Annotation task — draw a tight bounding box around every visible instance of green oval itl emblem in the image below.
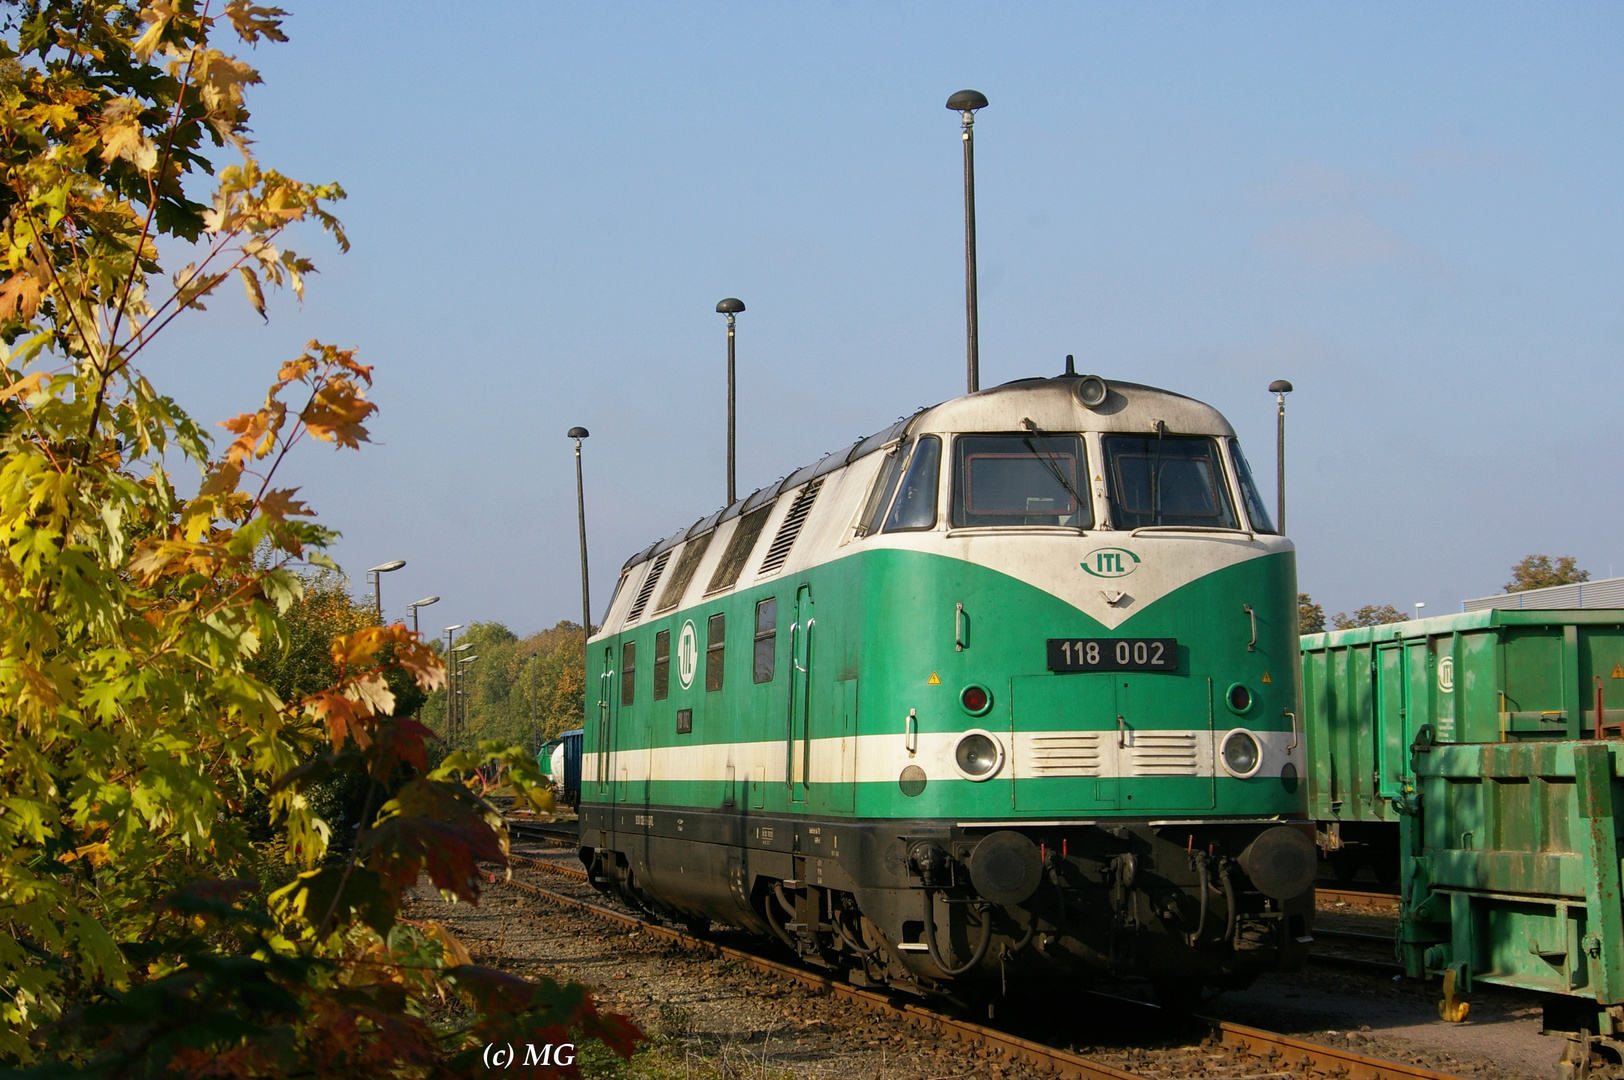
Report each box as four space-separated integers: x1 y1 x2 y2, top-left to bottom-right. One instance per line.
1082 547 1140 578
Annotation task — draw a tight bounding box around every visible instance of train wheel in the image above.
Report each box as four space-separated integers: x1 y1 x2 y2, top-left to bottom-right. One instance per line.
1330 849 1361 884
1153 978 1206 1013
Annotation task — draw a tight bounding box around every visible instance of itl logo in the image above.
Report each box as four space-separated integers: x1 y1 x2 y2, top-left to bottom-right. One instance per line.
1082 548 1140 578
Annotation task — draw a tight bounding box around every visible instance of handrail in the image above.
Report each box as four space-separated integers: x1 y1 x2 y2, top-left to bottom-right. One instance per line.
1130 525 1255 540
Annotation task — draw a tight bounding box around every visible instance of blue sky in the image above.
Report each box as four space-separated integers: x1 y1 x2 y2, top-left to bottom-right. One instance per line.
148 3 1624 632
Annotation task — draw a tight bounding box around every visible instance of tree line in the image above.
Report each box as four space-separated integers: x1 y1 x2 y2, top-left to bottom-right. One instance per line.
427 620 587 755
1299 553 1591 633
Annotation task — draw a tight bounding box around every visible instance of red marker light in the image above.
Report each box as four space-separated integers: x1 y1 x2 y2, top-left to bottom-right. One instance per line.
961 685 989 713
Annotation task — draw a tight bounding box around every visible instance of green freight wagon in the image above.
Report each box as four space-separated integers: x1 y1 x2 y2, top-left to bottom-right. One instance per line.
1301 609 1624 1073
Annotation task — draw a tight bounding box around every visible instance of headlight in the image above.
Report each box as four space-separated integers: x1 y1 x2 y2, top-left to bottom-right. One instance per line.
1220 728 1263 779
954 729 1005 781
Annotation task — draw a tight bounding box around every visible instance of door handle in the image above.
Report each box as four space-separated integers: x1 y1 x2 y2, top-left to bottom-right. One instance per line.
788 621 801 673
1243 604 1257 652
955 602 966 652
1117 714 1129 749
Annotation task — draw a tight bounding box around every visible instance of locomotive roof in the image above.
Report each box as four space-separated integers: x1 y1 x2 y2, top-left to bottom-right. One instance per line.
621 373 1235 571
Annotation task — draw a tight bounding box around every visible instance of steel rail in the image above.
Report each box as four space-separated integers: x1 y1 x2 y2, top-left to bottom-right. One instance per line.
1317 886 1402 911
490 857 1469 1080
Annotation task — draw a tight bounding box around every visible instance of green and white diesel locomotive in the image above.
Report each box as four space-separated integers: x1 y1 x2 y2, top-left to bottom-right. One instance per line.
579 371 1315 998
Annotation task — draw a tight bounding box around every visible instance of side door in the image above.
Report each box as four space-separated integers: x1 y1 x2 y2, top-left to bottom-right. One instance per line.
596 644 616 803
787 584 814 805
1375 642 1408 800
810 676 857 814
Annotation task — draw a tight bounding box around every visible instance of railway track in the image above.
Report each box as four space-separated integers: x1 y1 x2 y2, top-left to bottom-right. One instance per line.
503 816 580 846
491 850 1465 1080
1317 886 1402 911
503 820 1413 979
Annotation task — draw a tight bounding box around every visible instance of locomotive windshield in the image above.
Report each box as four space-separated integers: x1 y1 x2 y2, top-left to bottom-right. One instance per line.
1102 434 1238 530
951 433 1092 528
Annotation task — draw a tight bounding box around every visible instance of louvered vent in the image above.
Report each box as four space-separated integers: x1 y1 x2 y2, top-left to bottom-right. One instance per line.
625 550 671 623
654 532 712 614
756 478 822 578
1028 734 1102 776
1129 732 1199 776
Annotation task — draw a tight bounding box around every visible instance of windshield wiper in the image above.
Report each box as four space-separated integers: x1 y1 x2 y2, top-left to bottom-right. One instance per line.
1019 418 1088 522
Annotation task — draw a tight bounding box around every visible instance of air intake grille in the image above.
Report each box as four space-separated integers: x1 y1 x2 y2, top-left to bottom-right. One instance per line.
1027 734 1102 776
625 550 671 623
654 532 712 614
1129 732 1199 776
756 478 822 578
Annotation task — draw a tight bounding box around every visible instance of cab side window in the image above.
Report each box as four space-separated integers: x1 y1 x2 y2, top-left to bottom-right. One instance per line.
753 598 777 683
882 435 942 532
653 630 671 700
620 640 636 706
705 614 725 692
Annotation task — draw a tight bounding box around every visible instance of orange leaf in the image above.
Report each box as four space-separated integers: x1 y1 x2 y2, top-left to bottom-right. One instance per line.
0 273 43 321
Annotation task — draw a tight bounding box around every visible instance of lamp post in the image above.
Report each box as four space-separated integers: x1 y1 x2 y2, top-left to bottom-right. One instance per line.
457 655 478 736
442 624 464 734
1414 602 1426 621
1269 380 1293 533
366 560 406 622
408 595 439 636
568 427 592 638
946 89 988 394
715 299 745 505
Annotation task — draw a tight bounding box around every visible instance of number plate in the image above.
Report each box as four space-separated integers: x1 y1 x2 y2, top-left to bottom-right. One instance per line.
1047 637 1179 673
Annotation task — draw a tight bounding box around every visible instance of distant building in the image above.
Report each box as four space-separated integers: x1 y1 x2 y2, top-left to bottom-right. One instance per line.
1462 576 1624 612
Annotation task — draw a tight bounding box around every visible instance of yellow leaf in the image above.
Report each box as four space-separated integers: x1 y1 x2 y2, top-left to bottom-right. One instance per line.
424 921 473 967
97 99 159 172
238 266 266 320
0 371 47 404
225 2 290 44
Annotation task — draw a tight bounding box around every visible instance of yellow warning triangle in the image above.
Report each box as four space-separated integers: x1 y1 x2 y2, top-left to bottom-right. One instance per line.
1611 664 1624 679
928 672 941 685
1261 672 1272 684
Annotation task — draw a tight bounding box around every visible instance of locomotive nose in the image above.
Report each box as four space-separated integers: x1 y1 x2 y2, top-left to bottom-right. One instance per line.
1237 826 1317 900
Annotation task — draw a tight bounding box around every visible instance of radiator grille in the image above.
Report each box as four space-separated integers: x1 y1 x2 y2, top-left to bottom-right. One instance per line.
1129 732 1199 776
757 478 822 577
625 550 671 623
1027 734 1102 776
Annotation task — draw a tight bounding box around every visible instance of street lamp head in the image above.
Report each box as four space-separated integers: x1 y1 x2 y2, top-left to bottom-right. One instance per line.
459 655 478 664
411 595 440 609
367 559 406 574
1269 380 1294 395
946 89 989 113
452 642 472 652
715 297 745 315
567 426 590 439
444 623 464 633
